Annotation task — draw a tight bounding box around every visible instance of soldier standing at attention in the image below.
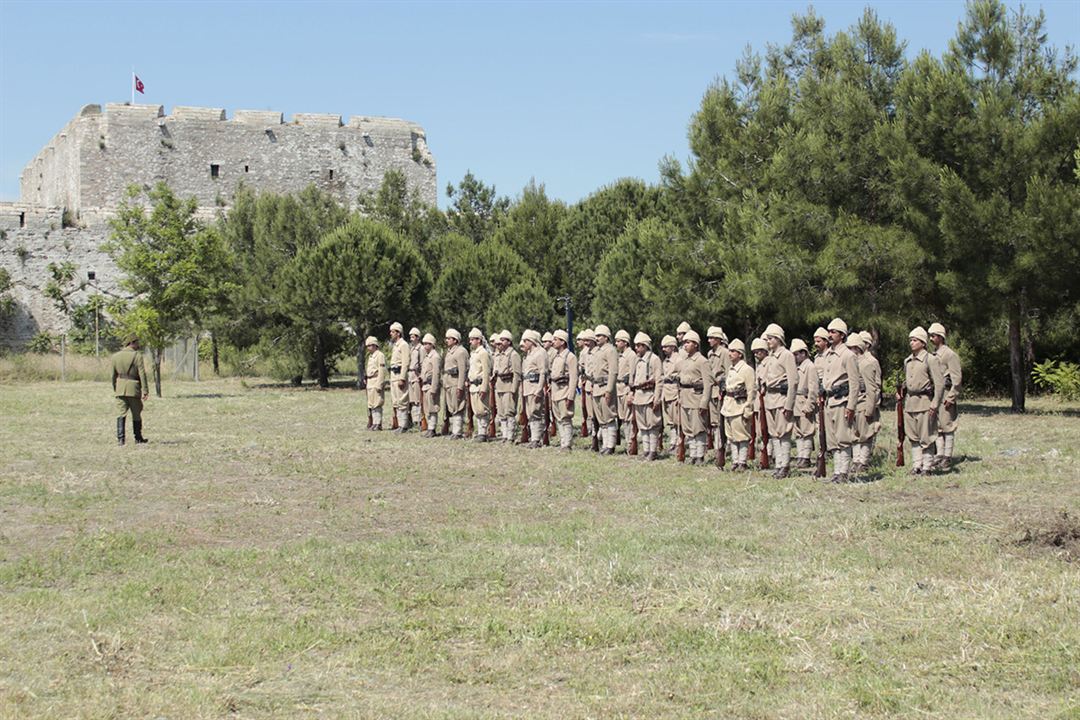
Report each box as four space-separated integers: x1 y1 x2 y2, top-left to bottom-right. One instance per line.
761 324 798 478
631 332 664 461
467 328 493 442
615 329 635 449
903 326 945 475
812 327 830 386
521 329 549 448
706 327 730 452
751 337 769 433
722 339 756 471
591 325 620 455
790 339 817 469
542 331 556 368
549 329 578 451
442 329 469 439
928 322 962 472
407 327 425 430
578 328 596 447
365 336 387 431
850 333 882 475
822 318 861 483
494 330 522 443
111 334 150 445
660 335 680 454
420 333 442 437
676 330 712 465
675 321 692 361
388 322 411 432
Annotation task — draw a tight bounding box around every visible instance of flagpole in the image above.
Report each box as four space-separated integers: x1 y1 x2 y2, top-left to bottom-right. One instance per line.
131 69 134 104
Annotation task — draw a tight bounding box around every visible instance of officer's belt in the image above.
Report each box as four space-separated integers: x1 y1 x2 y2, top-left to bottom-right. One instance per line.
827 382 849 399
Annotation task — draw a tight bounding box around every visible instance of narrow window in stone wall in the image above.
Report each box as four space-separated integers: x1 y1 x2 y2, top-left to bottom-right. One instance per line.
328 169 334 181
210 164 220 179
19 212 25 228
244 165 249 173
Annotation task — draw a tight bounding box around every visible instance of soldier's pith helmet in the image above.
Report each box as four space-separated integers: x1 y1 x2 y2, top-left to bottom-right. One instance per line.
541 331 553 343
827 318 848 335
909 326 929 345
489 333 499 344
409 327 421 337
676 321 692 334
390 322 404 333
928 322 946 339
751 337 768 353
594 325 612 338
728 339 746 355
445 328 461 341
661 335 677 348
813 327 829 341
859 331 873 347
846 334 865 350
683 330 701 345
633 332 652 347
580 328 595 342
553 329 569 343
500 330 513 342
707 326 727 342
468 327 483 340
764 323 785 342
615 329 631 343
422 333 436 345
790 338 808 354
364 336 379 347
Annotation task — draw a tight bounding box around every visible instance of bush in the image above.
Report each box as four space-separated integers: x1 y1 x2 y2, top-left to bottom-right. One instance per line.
27 332 56 354
1031 360 1080 401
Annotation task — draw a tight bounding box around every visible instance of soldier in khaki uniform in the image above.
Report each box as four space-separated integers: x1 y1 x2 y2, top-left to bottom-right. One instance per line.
928 322 962 472
494 330 522 443
578 329 596 447
467 328 492 442
364 336 387 431
676 321 691 361
822 318 861 482
407 327 426 429
850 333 881 475
111 334 150 445
812 327 830 386
542 331 556 368
388 322 411 432
659 335 680 454
615 329 635 448
631 332 664 460
442 329 469 439
676 330 712 465
903 326 945 475
706 327 730 451
550 329 578 451
722 339 756 471
420 333 441 437
591 325 620 455
521 329 549 448
790 339 817 469
761 324 798 478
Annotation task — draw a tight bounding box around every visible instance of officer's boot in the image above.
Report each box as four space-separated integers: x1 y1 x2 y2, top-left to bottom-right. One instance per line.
133 419 148 444
117 417 126 446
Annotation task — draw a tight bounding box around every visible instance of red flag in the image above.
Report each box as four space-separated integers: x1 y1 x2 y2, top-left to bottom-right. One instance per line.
134 75 145 94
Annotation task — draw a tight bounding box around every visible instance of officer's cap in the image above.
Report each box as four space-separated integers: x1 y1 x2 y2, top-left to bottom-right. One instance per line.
909 326 929 345
728 338 746 354
594 324 611 338
827 318 848 336
615 329 631 343
633 332 652 347
751 337 768 352
790 338 808 354
541 331 553 343
390 322 404 333
123 333 139 345
928 322 946 339
676 321 692 334
500 330 513 342
422 333 436 345
445 328 461 341
661 335 677 348
813 327 829 341
409 327 421 337
764 323 785 342
468 327 483 340
683 330 701 345
364 336 379 347
553 329 569 343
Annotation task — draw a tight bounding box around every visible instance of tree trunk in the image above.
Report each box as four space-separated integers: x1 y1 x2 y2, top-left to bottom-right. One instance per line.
211 334 220 375
1008 302 1025 413
315 332 329 389
153 347 163 398
356 338 365 390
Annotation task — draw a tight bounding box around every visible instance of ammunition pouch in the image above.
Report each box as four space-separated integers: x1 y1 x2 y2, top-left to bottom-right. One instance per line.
828 382 849 399
906 386 933 397
469 378 482 387
390 365 402 373
766 381 789 394
679 382 704 393
525 372 541 383
446 367 459 378
553 376 570 386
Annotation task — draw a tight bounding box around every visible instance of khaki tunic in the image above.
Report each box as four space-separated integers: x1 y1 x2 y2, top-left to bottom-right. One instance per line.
469 346 492 416
408 343 426 404
522 346 549 421
389 338 410 409
442 345 469 415
676 351 712 435
112 347 149 419
580 346 594 425
617 347 635 422
760 346 798 438
707 347 729 427
936 344 962 433
661 353 680 429
494 347 522 419
421 348 442 412
794 358 817 439
904 348 944 448
722 360 756 442
590 343 619 424
550 349 578 422
822 343 860 450
856 352 882 441
631 351 663 431
365 349 387 410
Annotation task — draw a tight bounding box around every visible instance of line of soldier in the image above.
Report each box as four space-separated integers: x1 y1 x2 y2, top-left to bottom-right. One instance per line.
361 318 962 481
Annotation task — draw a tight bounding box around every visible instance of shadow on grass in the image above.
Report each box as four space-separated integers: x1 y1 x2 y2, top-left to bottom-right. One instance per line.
246 379 360 391
172 393 239 400
962 402 1080 418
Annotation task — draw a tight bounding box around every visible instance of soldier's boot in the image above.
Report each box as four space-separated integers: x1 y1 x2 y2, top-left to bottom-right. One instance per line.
117 417 126 446
371 409 383 430
133 419 148 444
909 445 923 475
411 406 422 428
922 447 937 475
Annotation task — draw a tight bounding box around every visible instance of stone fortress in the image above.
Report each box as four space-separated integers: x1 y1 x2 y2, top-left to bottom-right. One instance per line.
0 102 437 346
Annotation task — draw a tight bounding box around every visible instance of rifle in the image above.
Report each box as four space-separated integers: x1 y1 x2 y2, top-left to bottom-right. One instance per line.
896 370 906 467
758 388 771 470
442 390 450 436
748 410 756 461
391 403 399 430
591 401 600 452
542 387 551 446
547 386 556 440
814 394 827 478
581 384 590 437
488 382 496 438
716 392 727 468
466 394 474 438
676 400 686 462
419 381 428 432
519 391 530 444
367 407 373 430
628 402 639 456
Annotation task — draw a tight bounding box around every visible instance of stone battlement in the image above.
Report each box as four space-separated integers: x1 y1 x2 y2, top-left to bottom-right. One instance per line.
19 102 437 221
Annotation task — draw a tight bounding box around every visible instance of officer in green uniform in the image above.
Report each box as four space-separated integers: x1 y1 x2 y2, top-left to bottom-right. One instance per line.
111 334 149 445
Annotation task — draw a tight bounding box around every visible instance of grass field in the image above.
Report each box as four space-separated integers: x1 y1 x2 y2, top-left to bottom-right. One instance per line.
1 375 1078 719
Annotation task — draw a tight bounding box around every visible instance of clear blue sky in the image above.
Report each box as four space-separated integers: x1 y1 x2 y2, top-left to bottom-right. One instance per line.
1 0 1077 208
